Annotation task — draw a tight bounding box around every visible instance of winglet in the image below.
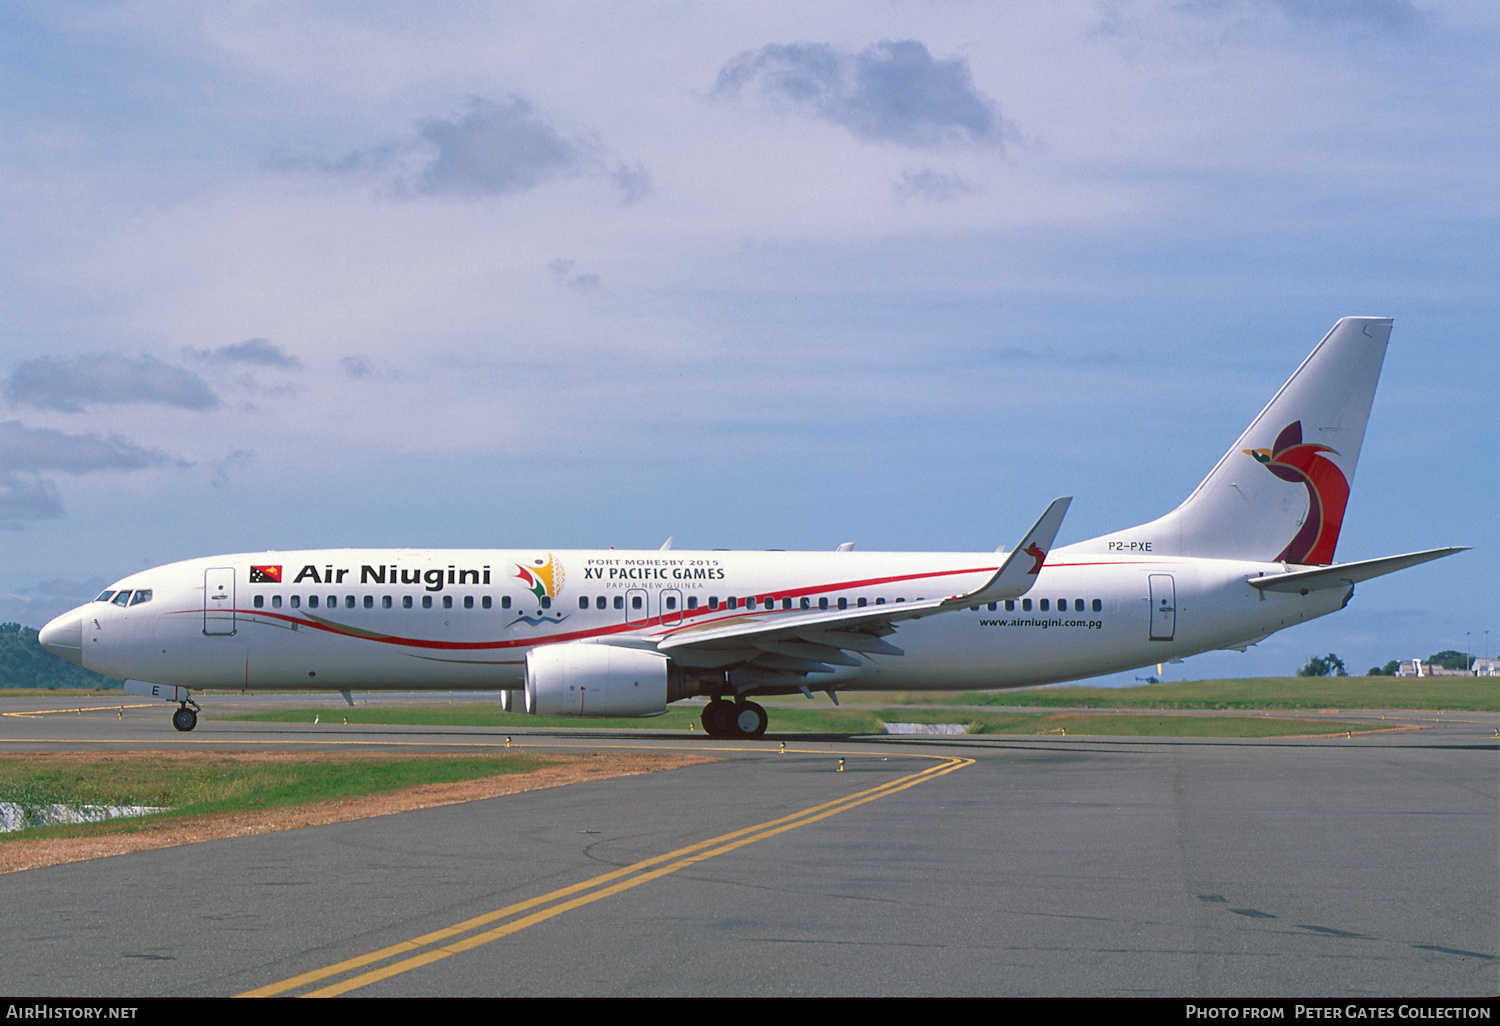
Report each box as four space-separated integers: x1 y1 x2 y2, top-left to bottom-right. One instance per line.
954 497 1072 606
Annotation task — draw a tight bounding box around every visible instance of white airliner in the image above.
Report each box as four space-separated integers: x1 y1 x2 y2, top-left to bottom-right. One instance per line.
40 317 1462 737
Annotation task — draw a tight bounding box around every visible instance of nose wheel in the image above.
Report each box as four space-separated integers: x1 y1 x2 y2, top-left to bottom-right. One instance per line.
701 699 767 739
172 703 199 732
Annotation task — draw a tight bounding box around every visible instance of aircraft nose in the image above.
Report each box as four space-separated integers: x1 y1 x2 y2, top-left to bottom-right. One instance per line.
39 610 84 666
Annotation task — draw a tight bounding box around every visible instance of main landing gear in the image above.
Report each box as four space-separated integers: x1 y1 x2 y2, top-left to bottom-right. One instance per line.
172 701 200 732
701 699 768 740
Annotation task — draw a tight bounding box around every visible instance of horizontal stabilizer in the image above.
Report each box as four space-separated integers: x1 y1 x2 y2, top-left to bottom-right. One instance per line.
1248 547 1467 593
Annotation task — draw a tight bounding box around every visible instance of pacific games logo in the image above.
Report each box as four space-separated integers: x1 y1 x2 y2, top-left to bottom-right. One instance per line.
513 554 564 603
1242 420 1350 566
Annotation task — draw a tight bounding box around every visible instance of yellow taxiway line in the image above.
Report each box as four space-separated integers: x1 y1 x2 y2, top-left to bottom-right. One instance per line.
239 752 973 997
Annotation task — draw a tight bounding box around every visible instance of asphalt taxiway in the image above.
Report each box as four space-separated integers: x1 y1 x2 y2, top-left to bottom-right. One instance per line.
0 694 1493 997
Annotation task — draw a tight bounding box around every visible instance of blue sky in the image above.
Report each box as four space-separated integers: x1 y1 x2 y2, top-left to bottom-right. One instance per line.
2 2 1495 683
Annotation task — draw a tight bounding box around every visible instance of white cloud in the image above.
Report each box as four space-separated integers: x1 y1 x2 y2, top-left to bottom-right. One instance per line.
3 355 219 412
0 420 175 526
715 40 1010 149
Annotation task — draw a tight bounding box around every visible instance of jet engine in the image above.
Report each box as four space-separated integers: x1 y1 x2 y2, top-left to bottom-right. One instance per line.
524 643 674 717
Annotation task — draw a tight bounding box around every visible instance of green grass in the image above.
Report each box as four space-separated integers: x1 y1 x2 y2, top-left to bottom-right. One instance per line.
961 712 1380 737
886 676 1497 712
222 704 892 734
220 703 1382 738
0 752 549 841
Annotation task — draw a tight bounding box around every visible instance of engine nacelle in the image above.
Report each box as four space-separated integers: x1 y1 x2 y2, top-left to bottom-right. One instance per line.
524 643 670 717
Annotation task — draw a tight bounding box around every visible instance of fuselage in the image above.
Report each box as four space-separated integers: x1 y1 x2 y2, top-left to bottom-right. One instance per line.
53 544 1348 695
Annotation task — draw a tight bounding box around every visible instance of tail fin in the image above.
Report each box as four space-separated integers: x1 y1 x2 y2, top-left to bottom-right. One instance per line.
1113 317 1392 565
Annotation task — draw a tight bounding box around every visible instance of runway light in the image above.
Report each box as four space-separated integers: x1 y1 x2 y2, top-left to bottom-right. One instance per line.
838 759 844 772
779 742 785 754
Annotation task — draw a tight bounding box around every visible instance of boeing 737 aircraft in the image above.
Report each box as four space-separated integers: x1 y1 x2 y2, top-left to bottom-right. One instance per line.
39 317 1462 737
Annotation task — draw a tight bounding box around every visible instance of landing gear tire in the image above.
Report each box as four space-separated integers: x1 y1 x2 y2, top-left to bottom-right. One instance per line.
172 706 198 732
701 699 736 738
701 699 768 739
732 701 768 739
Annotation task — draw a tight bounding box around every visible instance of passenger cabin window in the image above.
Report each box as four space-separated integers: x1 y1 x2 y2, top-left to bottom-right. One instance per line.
422 596 432 609
363 596 374 609
838 597 847 610
290 595 300 608
482 596 492 609
1005 600 1014 611
631 595 643 610
308 595 318 608
857 597 867 607
345 595 355 609
1092 599 1102 612
272 595 282 608
1040 599 1049 611
443 596 453 609
382 596 392 609
253 595 264 608
464 596 473 609
1022 599 1031 611
403 596 412 609
687 596 698 610
596 596 606 610
579 597 589 610
1075 599 1084 612
501 596 512 608
613 596 623 609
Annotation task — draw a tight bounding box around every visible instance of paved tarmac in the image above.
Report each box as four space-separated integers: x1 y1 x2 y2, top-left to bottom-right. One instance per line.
0 693 1493 997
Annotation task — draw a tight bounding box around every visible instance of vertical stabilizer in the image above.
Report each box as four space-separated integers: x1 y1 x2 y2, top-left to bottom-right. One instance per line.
1103 317 1391 565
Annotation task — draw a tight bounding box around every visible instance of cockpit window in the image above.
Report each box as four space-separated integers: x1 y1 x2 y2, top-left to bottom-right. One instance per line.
112 591 132 606
95 591 115 603
128 590 152 606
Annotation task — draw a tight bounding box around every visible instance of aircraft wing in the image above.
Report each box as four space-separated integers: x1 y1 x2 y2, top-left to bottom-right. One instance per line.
656 498 1071 676
1247 547 1467 593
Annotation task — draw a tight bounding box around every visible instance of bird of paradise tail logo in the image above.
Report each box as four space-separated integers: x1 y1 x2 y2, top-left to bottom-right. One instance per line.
514 554 564 603
1242 420 1350 565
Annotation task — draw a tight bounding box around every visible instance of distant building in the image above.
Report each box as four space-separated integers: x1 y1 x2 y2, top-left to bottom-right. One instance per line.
1396 658 1480 677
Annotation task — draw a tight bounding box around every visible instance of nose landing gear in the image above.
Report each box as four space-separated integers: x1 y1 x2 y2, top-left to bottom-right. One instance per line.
172 701 200 732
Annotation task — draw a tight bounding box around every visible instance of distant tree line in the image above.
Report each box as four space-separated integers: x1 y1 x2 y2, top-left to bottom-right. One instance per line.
1296 649 1479 677
0 623 120 689
1298 653 1348 677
